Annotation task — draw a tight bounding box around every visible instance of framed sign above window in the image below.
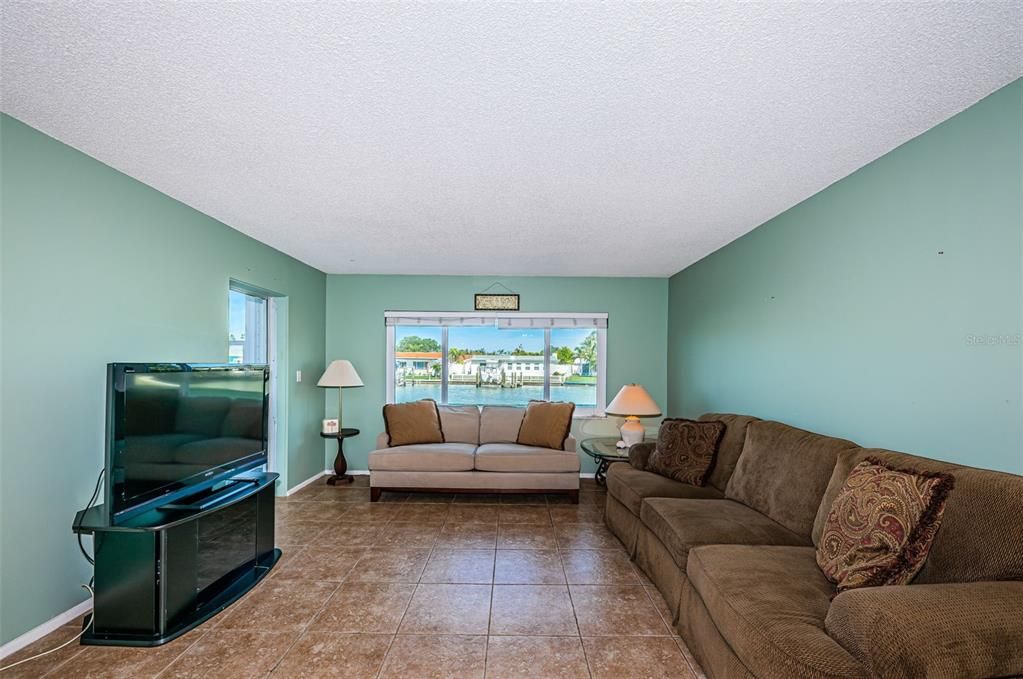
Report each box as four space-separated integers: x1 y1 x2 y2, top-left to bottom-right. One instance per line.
474 294 519 311
385 311 607 416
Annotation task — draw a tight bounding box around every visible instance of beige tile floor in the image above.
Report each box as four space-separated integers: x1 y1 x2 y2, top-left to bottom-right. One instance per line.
4 478 705 679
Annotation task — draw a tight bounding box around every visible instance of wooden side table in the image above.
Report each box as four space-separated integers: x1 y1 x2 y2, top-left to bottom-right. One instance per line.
320 428 360 485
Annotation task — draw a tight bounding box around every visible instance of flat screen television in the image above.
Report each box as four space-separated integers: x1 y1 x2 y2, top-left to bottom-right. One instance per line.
106 363 269 524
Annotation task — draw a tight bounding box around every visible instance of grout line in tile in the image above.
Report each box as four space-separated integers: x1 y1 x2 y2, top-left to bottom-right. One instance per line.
256 577 344 676
374 576 422 678
487 543 498 637
149 629 215 679
558 555 588 655
579 635 596 679
478 632 582 637
673 636 704 679
32 635 88 678
166 494 621 679
482 618 491 678
639 584 676 637
557 547 594 679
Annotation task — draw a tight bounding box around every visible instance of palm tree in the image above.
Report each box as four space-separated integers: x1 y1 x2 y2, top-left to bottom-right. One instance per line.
576 331 597 376
555 346 576 369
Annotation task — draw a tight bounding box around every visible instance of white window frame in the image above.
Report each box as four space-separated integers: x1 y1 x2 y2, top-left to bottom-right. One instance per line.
385 311 607 417
230 280 286 487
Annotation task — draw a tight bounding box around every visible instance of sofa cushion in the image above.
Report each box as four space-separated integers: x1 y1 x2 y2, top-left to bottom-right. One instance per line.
606 464 723 518
371 469 579 490
725 421 859 538
479 406 525 443
699 413 760 492
438 405 480 444
383 399 444 446
641 498 808 569
825 580 1023 679
516 400 575 450
474 443 580 473
626 441 655 469
815 447 1023 584
817 458 954 591
368 443 476 472
647 418 726 486
678 576 757 679
687 545 867 679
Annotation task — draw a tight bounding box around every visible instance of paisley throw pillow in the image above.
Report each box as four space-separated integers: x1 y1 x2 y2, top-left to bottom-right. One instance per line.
816 457 954 591
646 418 725 486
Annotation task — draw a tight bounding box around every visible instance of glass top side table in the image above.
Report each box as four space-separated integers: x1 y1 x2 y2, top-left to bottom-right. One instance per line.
580 436 632 486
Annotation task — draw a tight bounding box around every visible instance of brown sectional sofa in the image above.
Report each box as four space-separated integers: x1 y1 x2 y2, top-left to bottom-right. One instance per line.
605 413 1023 679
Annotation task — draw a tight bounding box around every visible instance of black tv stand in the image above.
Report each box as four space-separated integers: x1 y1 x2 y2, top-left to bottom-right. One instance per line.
162 478 261 511
72 471 280 647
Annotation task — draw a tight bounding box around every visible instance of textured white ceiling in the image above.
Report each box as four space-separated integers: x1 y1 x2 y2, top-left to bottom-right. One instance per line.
2 3 1020 277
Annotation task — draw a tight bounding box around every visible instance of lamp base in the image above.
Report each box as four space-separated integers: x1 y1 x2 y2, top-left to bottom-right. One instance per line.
619 416 645 447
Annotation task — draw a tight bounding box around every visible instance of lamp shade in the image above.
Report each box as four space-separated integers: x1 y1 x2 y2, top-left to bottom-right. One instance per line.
605 384 661 417
317 360 364 388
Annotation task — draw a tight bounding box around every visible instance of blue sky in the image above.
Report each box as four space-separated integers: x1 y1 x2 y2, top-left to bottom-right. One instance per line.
396 326 593 352
229 289 247 339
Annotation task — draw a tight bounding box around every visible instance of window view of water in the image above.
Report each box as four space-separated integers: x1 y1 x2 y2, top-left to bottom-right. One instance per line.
396 383 596 407
391 323 601 408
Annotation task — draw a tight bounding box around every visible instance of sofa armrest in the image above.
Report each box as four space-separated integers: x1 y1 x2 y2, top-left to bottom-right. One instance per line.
563 434 577 453
375 432 388 450
825 581 1023 679
628 442 655 469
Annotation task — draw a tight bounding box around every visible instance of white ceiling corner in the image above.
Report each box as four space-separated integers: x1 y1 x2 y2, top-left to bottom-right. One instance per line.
2 2 1020 277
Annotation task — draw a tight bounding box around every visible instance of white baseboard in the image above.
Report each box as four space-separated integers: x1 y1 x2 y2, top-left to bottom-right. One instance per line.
285 469 372 495
4 469 377 659
0 598 92 660
285 470 329 495
579 472 596 478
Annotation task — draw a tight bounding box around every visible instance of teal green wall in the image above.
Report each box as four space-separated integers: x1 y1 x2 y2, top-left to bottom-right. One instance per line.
667 80 1023 474
3 77 1019 649
325 275 668 473
0 115 327 645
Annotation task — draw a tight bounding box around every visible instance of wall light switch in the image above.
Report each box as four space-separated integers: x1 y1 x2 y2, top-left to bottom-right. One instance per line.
295 370 302 383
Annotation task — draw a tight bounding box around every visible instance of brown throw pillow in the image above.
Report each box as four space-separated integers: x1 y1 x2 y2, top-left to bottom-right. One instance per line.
516 400 575 450
646 418 725 486
817 458 954 592
383 399 444 447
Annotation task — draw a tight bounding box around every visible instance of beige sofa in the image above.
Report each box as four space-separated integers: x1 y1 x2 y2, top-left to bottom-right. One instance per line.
368 405 580 502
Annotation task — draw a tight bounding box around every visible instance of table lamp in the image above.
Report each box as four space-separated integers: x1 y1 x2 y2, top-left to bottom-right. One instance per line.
605 384 661 447
317 359 364 430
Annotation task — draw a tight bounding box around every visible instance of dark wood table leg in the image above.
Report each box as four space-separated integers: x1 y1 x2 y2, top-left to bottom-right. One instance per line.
327 437 353 485
594 459 610 487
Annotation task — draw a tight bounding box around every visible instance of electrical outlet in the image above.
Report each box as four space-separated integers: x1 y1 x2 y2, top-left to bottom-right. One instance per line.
295 370 302 383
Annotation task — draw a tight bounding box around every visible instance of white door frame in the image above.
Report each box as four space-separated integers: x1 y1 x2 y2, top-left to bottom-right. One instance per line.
267 297 290 492
266 296 280 476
